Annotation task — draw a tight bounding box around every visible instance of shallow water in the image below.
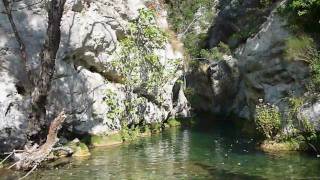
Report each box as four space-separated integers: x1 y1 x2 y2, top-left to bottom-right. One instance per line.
1 124 320 180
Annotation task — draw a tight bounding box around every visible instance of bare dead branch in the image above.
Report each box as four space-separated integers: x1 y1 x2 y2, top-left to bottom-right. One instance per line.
11 111 67 171
18 164 37 180
0 152 13 164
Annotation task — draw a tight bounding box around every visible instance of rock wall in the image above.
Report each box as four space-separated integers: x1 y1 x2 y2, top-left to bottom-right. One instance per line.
0 0 189 152
199 0 315 126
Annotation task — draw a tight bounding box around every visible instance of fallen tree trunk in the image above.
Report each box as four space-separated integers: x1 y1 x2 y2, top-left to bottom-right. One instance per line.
11 111 67 171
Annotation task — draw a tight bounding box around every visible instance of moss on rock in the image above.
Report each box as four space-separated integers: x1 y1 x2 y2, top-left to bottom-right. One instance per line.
72 142 91 157
60 139 91 157
260 140 308 152
167 118 181 127
90 134 123 147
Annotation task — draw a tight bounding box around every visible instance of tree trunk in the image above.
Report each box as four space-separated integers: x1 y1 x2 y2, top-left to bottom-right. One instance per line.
28 0 67 140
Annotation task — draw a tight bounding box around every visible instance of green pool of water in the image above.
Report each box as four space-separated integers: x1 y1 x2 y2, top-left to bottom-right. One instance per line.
1 125 320 180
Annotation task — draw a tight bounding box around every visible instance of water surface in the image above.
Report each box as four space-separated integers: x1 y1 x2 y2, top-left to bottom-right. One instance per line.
1 124 320 180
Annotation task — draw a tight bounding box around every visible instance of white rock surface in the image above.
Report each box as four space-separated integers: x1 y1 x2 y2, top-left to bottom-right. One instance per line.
0 0 187 151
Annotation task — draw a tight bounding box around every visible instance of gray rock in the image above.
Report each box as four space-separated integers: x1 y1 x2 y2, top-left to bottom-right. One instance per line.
0 0 187 151
298 99 320 131
207 55 239 114
232 9 309 120
206 0 275 48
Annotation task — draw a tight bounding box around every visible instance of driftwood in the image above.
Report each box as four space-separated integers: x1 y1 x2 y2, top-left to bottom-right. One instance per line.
0 111 68 180
13 111 67 171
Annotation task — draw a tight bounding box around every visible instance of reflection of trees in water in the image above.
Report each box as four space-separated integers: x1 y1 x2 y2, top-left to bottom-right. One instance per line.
81 129 192 179
23 130 320 179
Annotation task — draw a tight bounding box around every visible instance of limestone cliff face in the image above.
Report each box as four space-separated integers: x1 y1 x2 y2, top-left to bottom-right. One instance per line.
0 0 189 151
195 0 319 131
232 10 309 120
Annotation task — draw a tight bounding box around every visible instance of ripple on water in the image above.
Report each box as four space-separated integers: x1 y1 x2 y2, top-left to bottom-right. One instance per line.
1 128 320 179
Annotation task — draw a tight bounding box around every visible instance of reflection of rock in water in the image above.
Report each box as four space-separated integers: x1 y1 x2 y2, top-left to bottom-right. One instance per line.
190 162 266 180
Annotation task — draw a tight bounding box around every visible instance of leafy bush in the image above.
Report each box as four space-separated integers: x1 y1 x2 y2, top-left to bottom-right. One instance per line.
255 100 282 139
120 122 141 142
279 0 320 32
199 42 231 61
285 35 317 62
112 8 179 94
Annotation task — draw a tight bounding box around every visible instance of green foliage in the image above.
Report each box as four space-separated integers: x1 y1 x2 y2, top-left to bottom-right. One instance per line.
285 35 318 62
120 122 141 142
165 0 216 34
199 42 231 61
279 0 320 32
149 122 162 133
285 35 320 90
112 8 179 95
289 97 304 113
182 32 209 59
105 89 123 122
255 101 282 139
260 0 273 7
167 118 181 127
299 117 320 152
310 55 320 88
165 0 217 64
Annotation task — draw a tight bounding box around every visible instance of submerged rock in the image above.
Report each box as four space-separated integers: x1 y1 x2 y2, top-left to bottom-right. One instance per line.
66 139 91 157
88 134 123 147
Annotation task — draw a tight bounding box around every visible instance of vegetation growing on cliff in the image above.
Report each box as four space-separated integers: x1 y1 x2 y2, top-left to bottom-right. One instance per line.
285 35 320 90
280 0 320 33
255 101 281 139
165 0 217 58
255 97 320 152
111 8 180 95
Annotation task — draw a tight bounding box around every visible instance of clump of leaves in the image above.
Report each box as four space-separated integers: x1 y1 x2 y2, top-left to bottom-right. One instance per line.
105 89 123 122
112 8 180 97
279 0 320 32
285 35 318 62
255 100 281 139
120 122 141 142
199 42 231 61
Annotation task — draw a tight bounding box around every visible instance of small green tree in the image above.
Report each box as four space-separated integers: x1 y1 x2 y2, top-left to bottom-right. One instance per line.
111 8 180 96
255 100 281 139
